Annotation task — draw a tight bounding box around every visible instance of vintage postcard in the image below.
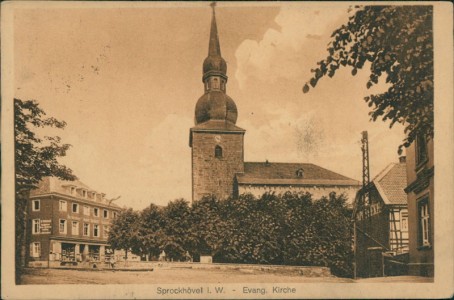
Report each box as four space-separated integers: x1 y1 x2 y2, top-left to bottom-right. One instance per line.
1 1 453 299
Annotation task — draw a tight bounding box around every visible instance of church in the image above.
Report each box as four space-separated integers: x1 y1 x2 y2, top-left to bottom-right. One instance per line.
189 6 360 204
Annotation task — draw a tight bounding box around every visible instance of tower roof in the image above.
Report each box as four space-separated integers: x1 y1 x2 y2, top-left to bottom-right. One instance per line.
195 91 237 124
194 3 239 127
203 3 227 80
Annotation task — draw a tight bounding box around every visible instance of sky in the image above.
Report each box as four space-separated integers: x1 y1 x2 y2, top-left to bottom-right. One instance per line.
13 2 405 210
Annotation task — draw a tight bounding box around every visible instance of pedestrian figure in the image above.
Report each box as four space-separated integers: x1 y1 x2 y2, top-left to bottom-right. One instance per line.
110 255 116 269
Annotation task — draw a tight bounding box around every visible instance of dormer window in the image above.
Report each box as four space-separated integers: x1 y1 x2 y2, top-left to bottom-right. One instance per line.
82 190 87 198
296 168 304 178
70 187 75 195
215 145 223 158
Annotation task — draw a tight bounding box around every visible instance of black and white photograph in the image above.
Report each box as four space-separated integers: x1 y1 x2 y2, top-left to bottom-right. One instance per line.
1 1 453 299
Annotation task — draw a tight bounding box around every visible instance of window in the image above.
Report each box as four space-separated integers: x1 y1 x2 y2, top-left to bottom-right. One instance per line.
83 223 89 236
32 219 40 234
103 210 109 219
72 221 79 235
418 198 431 247
416 133 428 166
215 145 223 158
59 219 67 234
94 208 99 217
93 224 99 237
401 210 409 231
83 205 90 216
72 203 79 213
70 187 76 195
82 190 87 198
30 242 41 258
296 168 304 178
113 212 117 219
59 200 67 211
32 200 40 211
212 77 220 89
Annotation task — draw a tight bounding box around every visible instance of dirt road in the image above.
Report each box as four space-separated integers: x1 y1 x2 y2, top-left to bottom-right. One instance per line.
21 267 353 285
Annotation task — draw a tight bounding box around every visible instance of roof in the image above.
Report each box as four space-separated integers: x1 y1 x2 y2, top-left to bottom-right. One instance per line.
373 162 408 205
191 120 244 132
189 120 245 147
236 162 360 186
194 91 238 125
30 176 120 208
203 4 227 77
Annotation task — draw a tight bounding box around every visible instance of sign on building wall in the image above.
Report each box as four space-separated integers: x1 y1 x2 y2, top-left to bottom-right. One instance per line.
40 220 52 234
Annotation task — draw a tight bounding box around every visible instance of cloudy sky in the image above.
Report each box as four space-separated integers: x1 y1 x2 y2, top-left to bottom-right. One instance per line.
13 2 405 209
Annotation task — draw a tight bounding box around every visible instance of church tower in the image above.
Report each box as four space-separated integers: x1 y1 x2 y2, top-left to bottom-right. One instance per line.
189 4 245 202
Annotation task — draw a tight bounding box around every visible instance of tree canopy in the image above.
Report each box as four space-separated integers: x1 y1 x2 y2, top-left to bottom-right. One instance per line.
109 192 353 277
303 6 433 153
14 98 77 189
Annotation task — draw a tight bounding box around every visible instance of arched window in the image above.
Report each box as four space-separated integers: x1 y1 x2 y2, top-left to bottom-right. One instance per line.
215 145 223 158
213 77 220 89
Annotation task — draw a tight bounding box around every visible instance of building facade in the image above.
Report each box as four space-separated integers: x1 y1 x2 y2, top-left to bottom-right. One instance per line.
27 177 121 267
405 134 434 277
189 7 359 204
355 158 409 277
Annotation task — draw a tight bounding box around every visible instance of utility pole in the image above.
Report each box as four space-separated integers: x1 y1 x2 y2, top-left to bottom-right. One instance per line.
353 131 371 279
361 131 371 212
361 131 371 277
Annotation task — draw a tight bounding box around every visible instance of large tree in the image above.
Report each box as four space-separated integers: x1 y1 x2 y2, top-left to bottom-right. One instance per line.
108 208 141 259
136 203 165 259
14 98 76 283
161 199 192 261
303 6 433 153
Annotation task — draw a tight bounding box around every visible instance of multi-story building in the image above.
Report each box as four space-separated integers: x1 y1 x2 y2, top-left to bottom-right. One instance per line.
27 177 121 267
405 134 434 277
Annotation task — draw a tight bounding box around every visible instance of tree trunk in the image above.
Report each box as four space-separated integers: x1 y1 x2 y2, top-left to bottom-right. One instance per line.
16 189 31 284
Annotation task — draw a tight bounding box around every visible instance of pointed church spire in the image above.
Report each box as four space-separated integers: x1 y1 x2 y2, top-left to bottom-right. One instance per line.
203 2 227 81
208 2 221 57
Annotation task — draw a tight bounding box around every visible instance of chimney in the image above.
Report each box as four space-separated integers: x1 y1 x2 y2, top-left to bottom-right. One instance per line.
399 156 406 163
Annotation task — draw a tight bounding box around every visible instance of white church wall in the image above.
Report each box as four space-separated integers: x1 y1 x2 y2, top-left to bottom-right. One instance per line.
238 185 359 207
